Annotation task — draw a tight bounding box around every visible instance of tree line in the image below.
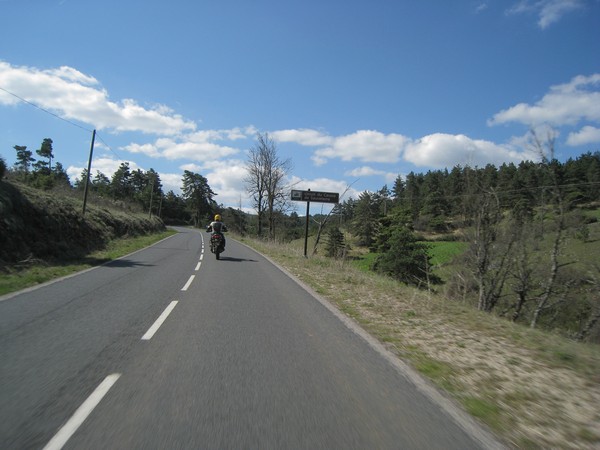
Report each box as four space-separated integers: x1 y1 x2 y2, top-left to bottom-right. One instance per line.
3 139 227 229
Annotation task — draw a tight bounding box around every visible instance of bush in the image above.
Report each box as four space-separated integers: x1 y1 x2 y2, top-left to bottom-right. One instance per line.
325 227 346 258
372 226 441 286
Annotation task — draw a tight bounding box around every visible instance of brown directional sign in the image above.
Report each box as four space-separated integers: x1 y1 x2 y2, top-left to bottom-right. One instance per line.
291 189 339 204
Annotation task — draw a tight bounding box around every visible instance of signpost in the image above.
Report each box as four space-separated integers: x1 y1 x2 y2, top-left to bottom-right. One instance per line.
291 189 339 257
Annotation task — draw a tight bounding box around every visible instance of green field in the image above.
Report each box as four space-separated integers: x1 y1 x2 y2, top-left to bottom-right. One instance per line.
351 240 468 273
426 241 468 266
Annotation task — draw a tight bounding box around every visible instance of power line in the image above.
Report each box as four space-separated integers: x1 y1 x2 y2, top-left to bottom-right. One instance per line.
1 85 126 163
95 133 124 161
0 85 93 133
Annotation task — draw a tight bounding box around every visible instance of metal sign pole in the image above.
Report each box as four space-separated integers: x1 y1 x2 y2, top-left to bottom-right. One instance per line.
303 190 311 257
291 188 339 258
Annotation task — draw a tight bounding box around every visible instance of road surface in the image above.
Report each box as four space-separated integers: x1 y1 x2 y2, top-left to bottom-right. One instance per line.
0 227 502 449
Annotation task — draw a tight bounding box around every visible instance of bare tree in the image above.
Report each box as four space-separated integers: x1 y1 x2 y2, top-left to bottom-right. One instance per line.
528 130 570 328
244 133 292 238
576 264 600 341
465 188 515 312
508 229 535 322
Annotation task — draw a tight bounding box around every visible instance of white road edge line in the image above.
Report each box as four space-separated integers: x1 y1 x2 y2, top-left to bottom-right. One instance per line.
141 301 179 340
43 373 121 450
181 275 195 291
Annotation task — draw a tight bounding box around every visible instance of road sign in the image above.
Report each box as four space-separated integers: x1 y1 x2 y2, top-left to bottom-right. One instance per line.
291 189 340 257
291 189 339 204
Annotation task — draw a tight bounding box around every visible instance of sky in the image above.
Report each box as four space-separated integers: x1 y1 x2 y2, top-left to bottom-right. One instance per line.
1 0 599 213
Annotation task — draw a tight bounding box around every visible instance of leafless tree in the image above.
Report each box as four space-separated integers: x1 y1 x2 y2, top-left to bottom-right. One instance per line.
507 230 535 322
576 264 600 341
244 133 292 238
528 129 570 328
465 188 515 312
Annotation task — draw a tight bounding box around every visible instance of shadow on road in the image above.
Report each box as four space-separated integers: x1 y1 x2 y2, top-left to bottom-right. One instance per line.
104 259 155 268
216 256 257 263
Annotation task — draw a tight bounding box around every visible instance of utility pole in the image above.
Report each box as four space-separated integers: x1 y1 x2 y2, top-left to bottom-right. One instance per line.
82 129 96 216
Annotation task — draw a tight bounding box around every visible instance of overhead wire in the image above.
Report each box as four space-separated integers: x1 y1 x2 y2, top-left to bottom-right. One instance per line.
0 86 93 133
1 85 125 162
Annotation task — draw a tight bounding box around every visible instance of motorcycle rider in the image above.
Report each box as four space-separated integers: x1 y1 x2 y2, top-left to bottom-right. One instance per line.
206 214 227 250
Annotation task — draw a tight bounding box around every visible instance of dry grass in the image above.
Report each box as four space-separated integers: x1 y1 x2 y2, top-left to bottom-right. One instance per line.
241 237 600 450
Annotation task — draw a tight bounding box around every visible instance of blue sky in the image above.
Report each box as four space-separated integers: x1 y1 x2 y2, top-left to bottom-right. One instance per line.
1 0 599 211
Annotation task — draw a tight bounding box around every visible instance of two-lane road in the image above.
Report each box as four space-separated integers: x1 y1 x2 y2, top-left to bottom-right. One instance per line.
0 228 502 449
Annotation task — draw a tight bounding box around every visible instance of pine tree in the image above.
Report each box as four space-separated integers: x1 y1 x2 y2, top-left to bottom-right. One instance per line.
325 227 346 258
14 145 35 176
182 170 217 227
34 138 54 174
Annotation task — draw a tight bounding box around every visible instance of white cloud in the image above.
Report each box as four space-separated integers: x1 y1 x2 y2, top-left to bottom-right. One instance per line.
315 130 409 165
475 2 488 13
271 129 409 165
566 126 600 146
123 142 162 158
66 157 141 184
270 127 537 174
122 129 245 161
345 166 386 177
507 0 584 28
175 159 250 208
160 173 185 193
344 166 398 184
489 73 600 127
225 126 259 140
179 163 203 173
271 129 333 147
161 138 239 161
404 133 526 168
0 61 196 135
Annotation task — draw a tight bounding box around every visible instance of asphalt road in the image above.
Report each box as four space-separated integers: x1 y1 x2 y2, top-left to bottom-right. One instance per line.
0 227 503 449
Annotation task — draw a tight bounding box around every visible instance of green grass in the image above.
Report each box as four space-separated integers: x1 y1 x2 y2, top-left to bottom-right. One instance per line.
351 252 377 271
426 241 468 266
350 240 468 274
0 229 176 296
462 397 503 431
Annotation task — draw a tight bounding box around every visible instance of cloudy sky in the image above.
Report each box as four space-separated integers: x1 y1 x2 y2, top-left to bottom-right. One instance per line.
1 0 599 211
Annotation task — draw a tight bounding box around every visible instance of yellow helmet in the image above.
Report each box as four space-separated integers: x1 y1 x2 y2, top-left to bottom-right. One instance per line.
214 214 221 221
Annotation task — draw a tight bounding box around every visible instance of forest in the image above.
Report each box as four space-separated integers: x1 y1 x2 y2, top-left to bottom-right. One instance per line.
1 137 599 342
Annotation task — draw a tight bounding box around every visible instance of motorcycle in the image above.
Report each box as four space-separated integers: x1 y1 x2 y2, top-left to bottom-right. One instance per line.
209 233 225 260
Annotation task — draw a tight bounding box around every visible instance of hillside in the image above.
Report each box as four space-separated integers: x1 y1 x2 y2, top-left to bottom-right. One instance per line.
0 180 165 267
